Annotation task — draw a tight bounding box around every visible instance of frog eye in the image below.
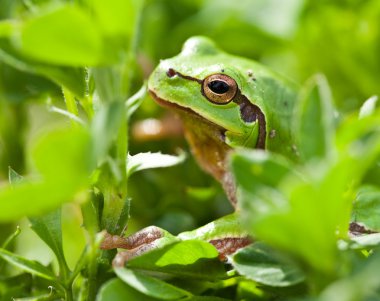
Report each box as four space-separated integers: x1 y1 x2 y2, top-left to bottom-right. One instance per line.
202 74 238 104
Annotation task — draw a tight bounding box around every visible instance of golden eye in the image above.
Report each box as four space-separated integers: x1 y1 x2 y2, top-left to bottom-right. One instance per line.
202 74 238 104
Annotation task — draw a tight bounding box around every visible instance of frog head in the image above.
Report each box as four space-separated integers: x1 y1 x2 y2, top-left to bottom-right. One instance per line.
148 36 266 149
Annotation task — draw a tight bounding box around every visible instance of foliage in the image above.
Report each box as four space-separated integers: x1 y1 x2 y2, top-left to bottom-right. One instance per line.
0 0 379 300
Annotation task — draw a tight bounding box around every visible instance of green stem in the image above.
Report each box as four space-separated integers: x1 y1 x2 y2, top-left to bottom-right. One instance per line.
86 234 101 300
65 285 74 301
100 0 144 235
62 86 78 116
80 94 94 119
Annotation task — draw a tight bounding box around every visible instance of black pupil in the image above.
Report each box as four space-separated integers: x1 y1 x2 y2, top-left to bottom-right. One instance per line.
208 80 229 94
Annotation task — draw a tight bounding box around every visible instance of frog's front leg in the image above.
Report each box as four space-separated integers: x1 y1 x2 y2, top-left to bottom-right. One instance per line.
100 214 253 267
209 237 252 261
101 226 165 250
100 226 169 267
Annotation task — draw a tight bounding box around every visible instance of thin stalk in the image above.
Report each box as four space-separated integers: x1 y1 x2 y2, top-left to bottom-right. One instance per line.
62 87 79 116
120 1 145 177
102 0 145 235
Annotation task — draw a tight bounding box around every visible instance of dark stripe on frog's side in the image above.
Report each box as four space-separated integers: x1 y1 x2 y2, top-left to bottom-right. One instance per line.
233 93 266 149
164 68 267 149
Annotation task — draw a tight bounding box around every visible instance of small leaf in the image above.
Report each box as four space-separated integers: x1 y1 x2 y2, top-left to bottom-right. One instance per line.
1 226 21 249
127 151 186 176
231 243 305 287
0 248 56 281
15 4 102 66
96 278 157 301
127 240 226 280
352 186 380 232
0 127 93 221
359 96 378 119
115 268 191 300
126 84 147 120
295 74 335 162
8 167 23 184
29 209 70 277
0 39 87 97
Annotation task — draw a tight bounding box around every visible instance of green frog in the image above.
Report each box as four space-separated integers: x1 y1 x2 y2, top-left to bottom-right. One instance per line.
101 36 299 265
148 36 298 205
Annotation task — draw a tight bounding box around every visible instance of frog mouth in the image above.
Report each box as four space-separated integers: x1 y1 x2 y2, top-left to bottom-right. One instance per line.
149 89 229 142
149 89 206 120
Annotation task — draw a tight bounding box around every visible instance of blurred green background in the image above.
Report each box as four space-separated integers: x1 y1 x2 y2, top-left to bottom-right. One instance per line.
0 0 379 270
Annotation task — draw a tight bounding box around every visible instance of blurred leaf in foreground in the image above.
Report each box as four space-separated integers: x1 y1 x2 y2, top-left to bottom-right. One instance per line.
0 127 93 221
14 4 102 66
231 78 380 290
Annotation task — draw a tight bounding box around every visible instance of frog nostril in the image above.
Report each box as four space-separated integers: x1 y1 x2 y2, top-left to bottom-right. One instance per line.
166 68 176 78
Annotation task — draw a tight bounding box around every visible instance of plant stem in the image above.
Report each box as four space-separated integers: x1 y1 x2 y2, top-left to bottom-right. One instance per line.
62 86 78 117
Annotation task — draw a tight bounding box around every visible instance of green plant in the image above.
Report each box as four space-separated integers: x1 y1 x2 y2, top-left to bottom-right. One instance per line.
0 1 379 300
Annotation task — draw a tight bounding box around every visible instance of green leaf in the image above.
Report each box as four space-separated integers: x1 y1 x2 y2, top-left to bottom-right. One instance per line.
352 186 380 232
127 240 226 280
15 4 102 66
359 96 378 118
319 251 380 301
347 233 380 250
0 248 56 281
115 268 191 300
9 167 69 274
231 243 305 287
32 128 93 182
29 209 70 278
295 74 335 162
127 151 186 177
335 112 380 155
0 127 92 221
0 20 16 38
96 279 157 301
87 0 139 37
126 84 147 120
0 39 87 97
231 150 338 273
0 274 32 301
232 129 380 275
8 166 23 184
230 149 294 191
